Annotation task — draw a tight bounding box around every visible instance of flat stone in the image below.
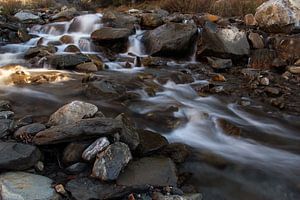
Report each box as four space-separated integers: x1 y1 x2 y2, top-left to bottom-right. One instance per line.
33 118 122 145
92 142 132 181
117 157 177 187
48 101 98 126
0 142 41 170
0 172 60 200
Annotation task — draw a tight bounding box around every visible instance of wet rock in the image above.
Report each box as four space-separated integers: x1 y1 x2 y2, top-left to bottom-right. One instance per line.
217 119 241 137
14 123 46 141
64 45 81 53
82 137 110 161
51 7 78 21
60 35 74 44
102 11 140 31
137 130 169 156
48 101 98 126
141 13 164 28
141 56 170 67
0 111 14 119
62 141 91 165
33 118 122 145
65 162 88 174
160 143 190 163
211 74 226 82
255 0 300 33
76 62 98 72
198 22 250 57
0 172 60 200
25 45 57 59
92 142 132 181
117 157 177 187
66 177 146 200
249 49 277 69
0 100 11 111
153 192 203 200
142 22 198 57
288 66 300 74
14 11 40 22
91 27 132 42
18 29 31 42
0 142 41 170
47 53 91 69
0 119 13 138
207 57 232 70
115 114 140 150
248 32 264 49
244 14 258 26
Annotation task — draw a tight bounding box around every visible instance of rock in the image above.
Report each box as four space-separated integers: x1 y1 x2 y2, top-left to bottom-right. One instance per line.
91 27 132 42
102 11 140 31
249 49 277 69
0 100 11 111
115 114 140 150
60 35 74 44
142 22 198 57
260 77 270 86
288 66 300 74
65 162 88 174
66 177 146 200
82 137 110 161
141 56 170 67
265 87 281 96
14 11 40 21
118 157 177 187
92 142 132 181
207 57 232 70
33 118 122 145
0 172 60 200
0 142 41 170
211 74 226 82
255 0 300 33
17 29 31 42
62 141 91 165
0 119 13 138
244 14 258 26
141 13 164 28
51 7 78 21
85 80 126 99
160 143 190 163
48 101 98 126
137 130 168 156
55 184 67 196
47 54 91 69
64 45 81 53
198 22 250 57
0 111 14 119
76 62 98 72
14 123 46 141
153 192 203 200
248 32 264 49
25 45 57 59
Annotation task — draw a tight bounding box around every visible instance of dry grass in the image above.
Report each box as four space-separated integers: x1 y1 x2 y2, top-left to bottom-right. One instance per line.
0 0 55 15
160 0 266 16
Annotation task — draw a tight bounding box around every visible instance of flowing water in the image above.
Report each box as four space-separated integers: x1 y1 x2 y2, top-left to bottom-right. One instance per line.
0 13 300 200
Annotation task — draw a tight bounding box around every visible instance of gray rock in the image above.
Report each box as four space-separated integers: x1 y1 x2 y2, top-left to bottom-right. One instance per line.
0 172 60 200
33 118 122 145
117 157 177 187
82 137 110 161
65 162 88 175
255 0 300 33
47 54 91 70
142 22 198 57
51 7 78 21
0 119 13 138
0 111 14 119
0 142 41 170
115 114 140 150
14 123 46 140
199 22 250 56
66 177 146 200
91 27 132 42
102 11 140 31
62 141 91 165
0 100 11 111
14 11 40 21
92 142 132 181
48 101 98 126
207 57 233 70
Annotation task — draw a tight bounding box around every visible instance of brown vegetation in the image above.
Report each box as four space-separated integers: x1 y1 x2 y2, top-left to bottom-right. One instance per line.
0 0 55 15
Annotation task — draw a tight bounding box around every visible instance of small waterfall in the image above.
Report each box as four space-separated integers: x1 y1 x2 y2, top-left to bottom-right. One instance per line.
127 25 146 57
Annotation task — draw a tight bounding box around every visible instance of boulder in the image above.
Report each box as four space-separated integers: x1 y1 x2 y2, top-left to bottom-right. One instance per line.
141 13 164 28
76 62 98 72
198 22 250 57
255 0 300 33
102 11 140 31
33 118 122 145
142 22 198 57
91 27 132 42
51 7 78 21
248 32 265 49
14 11 40 22
66 177 146 200
0 172 60 200
47 54 91 70
62 141 91 165
60 35 74 44
117 157 177 187
48 101 98 126
244 14 258 26
24 45 57 59
82 137 110 161
92 142 132 181
0 142 41 170
64 45 81 53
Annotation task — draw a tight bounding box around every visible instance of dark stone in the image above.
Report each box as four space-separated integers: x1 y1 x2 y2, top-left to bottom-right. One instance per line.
47 54 91 70
160 143 190 163
62 141 91 165
0 119 13 138
65 162 88 175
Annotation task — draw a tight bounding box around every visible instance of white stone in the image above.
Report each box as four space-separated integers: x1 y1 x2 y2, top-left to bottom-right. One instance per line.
14 11 40 21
